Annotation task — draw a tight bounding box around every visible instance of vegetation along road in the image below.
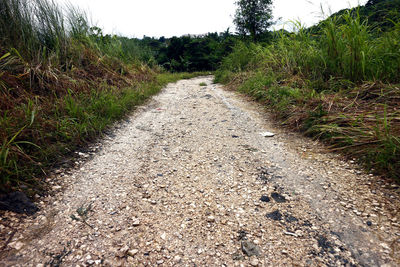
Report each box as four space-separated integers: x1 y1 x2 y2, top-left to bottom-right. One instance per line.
1 77 399 266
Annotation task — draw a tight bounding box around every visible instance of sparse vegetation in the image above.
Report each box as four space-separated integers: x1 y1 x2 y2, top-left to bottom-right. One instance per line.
216 1 400 181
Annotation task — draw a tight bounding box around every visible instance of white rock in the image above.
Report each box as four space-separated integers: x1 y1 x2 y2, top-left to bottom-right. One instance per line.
284 231 297 237
161 232 167 240
260 132 275 137
250 258 259 266
9 241 24 250
128 249 139 256
132 219 140 226
295 230 303 237
380 243 390 250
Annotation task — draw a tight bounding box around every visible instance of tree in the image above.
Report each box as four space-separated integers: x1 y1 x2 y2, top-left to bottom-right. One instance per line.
233 0 274 41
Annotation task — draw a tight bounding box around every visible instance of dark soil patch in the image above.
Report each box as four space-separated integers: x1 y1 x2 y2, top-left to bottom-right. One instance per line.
271 192 286 203
0 192 38 215
260 195 270 202
285 213 298 223
317 235 335 254
266 210 282 221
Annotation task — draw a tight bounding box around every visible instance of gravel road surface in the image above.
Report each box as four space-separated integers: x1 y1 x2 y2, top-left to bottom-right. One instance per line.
1 76 399 266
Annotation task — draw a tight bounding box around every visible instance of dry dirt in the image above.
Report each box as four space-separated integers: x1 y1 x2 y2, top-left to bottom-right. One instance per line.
1 76 399 266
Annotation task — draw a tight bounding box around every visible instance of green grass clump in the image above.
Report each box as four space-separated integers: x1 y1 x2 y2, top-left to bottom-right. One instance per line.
238 72 275 100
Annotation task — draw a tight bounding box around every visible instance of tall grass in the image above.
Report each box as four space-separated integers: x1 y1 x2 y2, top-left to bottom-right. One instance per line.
217 10 400 84
0 0 68 65
216 9 400 181
0 0 154 74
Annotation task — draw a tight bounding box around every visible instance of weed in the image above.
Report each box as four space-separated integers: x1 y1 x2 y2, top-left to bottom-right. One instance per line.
70 202 93 228
47 247 71 267
0 110 40 186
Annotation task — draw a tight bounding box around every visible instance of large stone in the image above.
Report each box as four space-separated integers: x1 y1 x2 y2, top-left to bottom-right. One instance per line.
9 241 24 250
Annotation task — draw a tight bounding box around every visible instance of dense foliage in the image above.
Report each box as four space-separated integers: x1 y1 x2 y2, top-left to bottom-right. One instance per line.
139 31 238 72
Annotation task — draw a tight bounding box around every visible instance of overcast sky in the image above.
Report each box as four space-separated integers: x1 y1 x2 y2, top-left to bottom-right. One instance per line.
58 0 367 38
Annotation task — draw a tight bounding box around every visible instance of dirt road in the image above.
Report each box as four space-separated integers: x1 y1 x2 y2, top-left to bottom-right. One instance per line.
1 76 399 266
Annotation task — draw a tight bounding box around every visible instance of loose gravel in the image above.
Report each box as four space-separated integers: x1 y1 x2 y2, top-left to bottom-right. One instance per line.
1 76 399 266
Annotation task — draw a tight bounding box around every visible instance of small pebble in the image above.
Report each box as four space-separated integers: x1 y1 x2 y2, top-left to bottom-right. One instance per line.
250 258 259 266
128 249 139 257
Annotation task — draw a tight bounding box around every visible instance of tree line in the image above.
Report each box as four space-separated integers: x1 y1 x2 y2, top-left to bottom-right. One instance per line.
83 0 400 74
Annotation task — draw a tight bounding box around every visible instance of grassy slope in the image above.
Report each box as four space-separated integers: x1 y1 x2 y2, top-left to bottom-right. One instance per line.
0 0 207 194
215 6 400 181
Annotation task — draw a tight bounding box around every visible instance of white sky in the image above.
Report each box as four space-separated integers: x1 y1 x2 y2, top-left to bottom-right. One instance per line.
58 0 368 38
